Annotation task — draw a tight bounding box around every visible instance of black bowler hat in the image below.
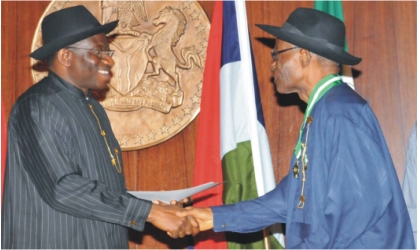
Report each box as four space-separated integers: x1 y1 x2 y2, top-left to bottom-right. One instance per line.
30 5 118 60
256 8 361 65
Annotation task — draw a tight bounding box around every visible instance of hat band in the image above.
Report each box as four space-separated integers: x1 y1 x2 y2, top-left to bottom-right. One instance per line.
282 22 344 54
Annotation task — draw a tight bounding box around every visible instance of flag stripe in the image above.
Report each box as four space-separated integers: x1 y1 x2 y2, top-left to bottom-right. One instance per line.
235 0 276 196
235 0 265 196
192 1 227 248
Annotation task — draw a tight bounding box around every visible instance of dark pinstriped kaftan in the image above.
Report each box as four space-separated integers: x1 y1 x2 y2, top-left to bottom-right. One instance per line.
1 71 152 248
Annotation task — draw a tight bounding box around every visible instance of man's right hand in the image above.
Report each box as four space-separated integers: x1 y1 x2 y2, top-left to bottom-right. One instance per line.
176 207 214 232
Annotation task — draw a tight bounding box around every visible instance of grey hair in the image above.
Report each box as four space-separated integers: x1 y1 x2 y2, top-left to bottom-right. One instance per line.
314 54 340 67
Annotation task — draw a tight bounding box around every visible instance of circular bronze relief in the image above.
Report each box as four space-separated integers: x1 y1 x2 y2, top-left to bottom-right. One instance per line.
31 1 209 150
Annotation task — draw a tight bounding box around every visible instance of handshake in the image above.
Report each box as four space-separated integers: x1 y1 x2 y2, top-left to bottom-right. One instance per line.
146 198 213 239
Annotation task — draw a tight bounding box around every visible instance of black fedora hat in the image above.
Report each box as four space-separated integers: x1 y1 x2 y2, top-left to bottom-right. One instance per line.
30 5 118 60
256 8 361 65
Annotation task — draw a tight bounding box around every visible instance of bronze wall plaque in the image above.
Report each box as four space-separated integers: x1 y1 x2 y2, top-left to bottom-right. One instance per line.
31 1 210 150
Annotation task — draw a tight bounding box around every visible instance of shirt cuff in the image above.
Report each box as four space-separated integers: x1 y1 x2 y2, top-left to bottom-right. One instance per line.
211 204 236 232
123 197 152 231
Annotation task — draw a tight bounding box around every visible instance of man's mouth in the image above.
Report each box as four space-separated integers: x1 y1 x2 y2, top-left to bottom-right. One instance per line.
98 69 110 75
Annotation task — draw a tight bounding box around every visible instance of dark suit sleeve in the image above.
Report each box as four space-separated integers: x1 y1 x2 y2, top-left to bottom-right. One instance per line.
13 96 151 231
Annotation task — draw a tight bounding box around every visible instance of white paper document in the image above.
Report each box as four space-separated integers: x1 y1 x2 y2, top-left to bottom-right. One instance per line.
128 182 220 204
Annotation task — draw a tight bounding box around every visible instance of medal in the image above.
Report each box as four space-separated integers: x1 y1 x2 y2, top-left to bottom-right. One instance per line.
293 74 342 209
293 162 299 178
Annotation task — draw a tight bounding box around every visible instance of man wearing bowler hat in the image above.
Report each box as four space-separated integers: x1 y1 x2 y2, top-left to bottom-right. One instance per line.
1 5 199 248
177 8 415 248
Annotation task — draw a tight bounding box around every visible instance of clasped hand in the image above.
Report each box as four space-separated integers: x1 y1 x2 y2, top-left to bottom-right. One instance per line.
147 199 199 238
149 199 214 239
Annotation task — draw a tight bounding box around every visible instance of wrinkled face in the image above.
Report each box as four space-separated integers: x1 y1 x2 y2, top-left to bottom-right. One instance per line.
66 33 114 94
271 39 303 94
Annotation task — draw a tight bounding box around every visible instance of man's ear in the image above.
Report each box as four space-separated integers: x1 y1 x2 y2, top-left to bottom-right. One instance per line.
56 48 72 67
299 49 312 67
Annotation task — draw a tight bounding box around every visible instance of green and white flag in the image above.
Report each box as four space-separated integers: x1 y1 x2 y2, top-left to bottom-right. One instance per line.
314 1 355 90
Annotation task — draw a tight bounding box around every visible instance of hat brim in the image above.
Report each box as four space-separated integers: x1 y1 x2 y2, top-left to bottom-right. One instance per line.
30 20 118 60
256 24 361 65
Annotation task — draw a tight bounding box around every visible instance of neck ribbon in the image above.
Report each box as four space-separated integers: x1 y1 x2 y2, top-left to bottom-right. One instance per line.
294 74 342 159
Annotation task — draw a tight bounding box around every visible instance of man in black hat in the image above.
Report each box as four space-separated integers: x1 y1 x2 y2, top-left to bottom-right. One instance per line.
177 7 415 248
1 5 198 248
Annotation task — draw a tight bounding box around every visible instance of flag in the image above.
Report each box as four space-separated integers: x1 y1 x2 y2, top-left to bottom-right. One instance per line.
220 1 283 248
193 0 284 248
314 1 355 90
192 1 227 248
1 100 7 204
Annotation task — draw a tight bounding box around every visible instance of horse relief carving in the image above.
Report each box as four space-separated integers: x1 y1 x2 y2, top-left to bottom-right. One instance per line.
102 3 204 113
